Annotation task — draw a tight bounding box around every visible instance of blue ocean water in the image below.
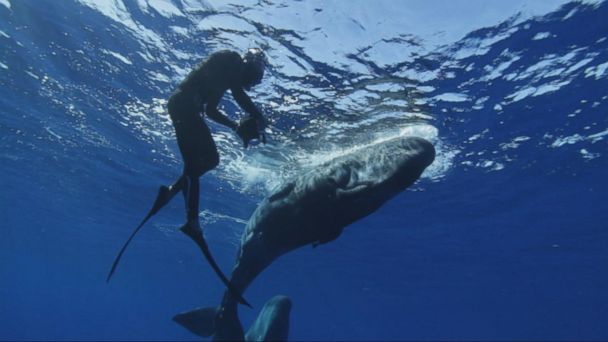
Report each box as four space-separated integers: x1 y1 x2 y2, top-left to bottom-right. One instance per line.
1 0 607 340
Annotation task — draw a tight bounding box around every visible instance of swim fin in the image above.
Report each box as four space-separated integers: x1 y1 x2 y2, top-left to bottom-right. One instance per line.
180 223 252 308
106 185 174 282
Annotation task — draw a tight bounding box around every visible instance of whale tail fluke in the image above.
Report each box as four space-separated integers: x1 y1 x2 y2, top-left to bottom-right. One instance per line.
173 307 217 337
174 296 292 341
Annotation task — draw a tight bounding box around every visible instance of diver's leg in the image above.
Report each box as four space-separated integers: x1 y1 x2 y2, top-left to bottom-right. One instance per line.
180 173 203 238
186 175 200 222
179 118 217 231
180 173 200 224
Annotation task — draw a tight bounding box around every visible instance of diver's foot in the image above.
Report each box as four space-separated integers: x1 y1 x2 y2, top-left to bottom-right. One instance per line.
150 185 171 215
179 219 203 242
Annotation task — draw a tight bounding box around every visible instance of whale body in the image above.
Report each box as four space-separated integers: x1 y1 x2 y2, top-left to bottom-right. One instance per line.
174 136 436 341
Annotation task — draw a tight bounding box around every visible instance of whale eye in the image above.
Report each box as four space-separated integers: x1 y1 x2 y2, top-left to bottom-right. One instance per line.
333 165 353 188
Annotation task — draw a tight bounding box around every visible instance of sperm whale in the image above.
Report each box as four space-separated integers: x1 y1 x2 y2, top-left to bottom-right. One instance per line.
174 136 436 340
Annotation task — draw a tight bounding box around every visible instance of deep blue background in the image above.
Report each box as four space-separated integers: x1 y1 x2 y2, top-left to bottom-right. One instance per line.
1 0 607 340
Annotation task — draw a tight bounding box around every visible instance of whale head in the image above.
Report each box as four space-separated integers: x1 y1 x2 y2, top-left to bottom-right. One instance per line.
252 136 436 248
354 136 435 192
319 136 436 228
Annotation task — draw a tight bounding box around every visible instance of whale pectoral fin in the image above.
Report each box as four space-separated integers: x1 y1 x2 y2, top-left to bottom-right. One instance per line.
336 181 373 200
173 307 217 337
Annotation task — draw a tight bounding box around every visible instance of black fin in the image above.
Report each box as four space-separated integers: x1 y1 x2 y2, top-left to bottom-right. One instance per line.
173 307 217 337
106 186 173 282
180 224 252 308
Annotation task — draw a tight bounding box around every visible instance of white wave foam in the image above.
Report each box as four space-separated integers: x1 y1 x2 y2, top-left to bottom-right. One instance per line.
533 32 552 40
432 93 470 103
580 148 601 160
584 61 608 79
550 128 608 148
482 50 522 81
138 0 184 18
101 49 133 65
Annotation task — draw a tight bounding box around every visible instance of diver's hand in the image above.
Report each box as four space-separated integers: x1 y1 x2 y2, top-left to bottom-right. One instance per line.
236 116 266 148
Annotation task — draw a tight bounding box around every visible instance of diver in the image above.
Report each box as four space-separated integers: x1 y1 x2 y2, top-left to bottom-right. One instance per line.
107 49 268 308
161 48 268 238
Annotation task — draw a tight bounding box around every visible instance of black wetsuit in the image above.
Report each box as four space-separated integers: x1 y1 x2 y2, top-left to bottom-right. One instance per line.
167 50 263 220
169 50 262 176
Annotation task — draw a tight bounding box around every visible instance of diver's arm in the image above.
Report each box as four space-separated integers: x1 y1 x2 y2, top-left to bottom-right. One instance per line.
231 87 267 147
205 95 238 131
231 86 263 120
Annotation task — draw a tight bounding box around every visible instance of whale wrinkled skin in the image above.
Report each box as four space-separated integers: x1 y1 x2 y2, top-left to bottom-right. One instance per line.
174 136 436 341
